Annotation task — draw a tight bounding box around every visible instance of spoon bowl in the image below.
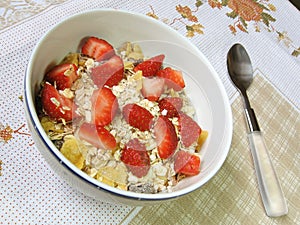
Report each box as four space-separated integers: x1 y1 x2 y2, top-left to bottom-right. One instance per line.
227 43 253 92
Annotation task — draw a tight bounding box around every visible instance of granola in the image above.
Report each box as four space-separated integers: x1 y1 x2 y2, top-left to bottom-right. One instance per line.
37 37 208 193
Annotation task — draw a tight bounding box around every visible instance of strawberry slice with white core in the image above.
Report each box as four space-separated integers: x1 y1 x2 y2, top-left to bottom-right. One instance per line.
141 77 165 101
178 112 201 147
78 122 117 150
91 55 124 88
81 37 115 61
122 103 154 131
157 67 185 91
120 138 150 178
45 63 78 90
158 97 183 118
133 54 165 77
91 87 118 126
153 116 178 159
41 82 77 122
174 151 200 176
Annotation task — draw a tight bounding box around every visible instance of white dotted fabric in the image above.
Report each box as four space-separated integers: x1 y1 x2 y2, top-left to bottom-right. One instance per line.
0 1 140 224
1 0 299 224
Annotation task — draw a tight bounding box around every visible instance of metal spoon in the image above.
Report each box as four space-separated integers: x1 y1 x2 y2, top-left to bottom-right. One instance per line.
227 43 288 217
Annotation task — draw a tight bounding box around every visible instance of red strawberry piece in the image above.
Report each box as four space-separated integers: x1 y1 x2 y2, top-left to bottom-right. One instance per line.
157 67 185 91
41 82 77 122
141 77 165 101
91 55 124 88
133 54 165 77
174 151 200 176
178 112 201 147
158 97 183 118
122 104 154 131
78 122 116 150
120 138 150 178
91 87 118 126
45 63 78 90
81 37 115 61
153 116 178 159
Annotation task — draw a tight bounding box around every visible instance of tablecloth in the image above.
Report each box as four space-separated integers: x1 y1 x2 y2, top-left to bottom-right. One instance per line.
1 0 299 224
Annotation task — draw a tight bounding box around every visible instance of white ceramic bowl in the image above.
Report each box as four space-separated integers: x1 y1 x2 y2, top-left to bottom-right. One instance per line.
24 9 232 205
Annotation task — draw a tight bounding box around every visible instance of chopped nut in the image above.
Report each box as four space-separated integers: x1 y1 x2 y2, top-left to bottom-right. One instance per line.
59 88 74 99
50 97 60 107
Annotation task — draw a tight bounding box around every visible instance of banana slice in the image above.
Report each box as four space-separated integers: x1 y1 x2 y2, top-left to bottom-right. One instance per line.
60 53 80 66
60 135 85 169
96 164 128 190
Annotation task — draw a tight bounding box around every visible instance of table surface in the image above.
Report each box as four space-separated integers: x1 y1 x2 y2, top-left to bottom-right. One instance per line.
0 0 299 224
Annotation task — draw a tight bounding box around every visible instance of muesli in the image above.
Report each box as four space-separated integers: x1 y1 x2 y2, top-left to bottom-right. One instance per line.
37 37 208 193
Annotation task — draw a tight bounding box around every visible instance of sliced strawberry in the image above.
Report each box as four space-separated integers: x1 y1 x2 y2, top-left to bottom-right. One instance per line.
174 151 200 176
178 112 201 147
91 55 124 88
45 63 78 90
153 116 178 159
122 104 154 131
91 87 118 126
141 77 165 101
81 37 115 61
41 82 77 121
120 138 150 178
78 122 116 150
157 67 185 91
158 97 183 118
133 54 165 77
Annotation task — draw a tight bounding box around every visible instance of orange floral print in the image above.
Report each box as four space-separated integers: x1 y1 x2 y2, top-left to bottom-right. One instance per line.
227 0 263 21
186 23 204 37
277 31 300 57
147 4 204 37
0 123 31 143
208 0 276 33
145 1 298 57
0 124 14 142
176 5 198 22
146 5 159 19
208 0 222 9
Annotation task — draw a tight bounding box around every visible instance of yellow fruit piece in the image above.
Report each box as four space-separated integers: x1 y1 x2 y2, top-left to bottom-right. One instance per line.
60 53 80 66
40 116 55 134
96 165 128 190
83 167 98 178
133 43 143 54
60 135 84 169
132 70 143 80
127 52 144 61
196 130 208 152
124 61 134 70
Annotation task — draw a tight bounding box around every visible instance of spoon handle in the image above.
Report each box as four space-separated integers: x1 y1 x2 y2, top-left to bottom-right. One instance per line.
248 131 288 217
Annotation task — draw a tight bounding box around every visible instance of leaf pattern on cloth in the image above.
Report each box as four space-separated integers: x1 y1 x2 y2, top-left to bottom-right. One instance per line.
0 123 31 143
147 3 204 37
146 1 299 57
0 124 14 143
0 96 32 144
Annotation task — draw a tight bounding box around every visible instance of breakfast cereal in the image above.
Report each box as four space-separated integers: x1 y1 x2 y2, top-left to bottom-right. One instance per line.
37 37 208 193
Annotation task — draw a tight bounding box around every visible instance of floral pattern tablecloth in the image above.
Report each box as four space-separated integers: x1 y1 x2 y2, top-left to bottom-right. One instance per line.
0 0 299 224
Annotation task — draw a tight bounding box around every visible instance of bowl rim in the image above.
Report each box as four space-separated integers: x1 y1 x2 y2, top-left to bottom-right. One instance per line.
24 8 233 201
